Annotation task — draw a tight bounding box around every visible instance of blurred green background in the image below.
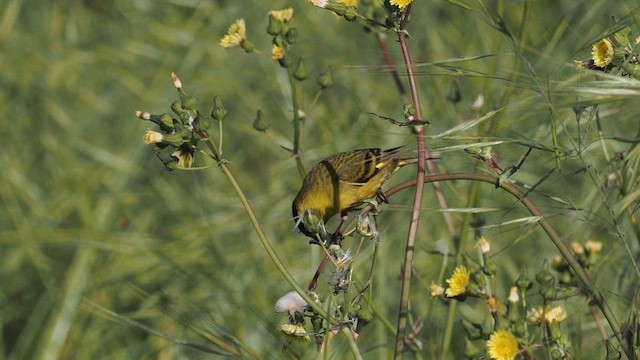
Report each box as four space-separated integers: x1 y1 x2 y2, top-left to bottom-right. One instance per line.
2 0 640 358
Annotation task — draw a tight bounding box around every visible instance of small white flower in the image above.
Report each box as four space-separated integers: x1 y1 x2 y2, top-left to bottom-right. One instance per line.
275 291 308 316
309 0 329 8
507 286 519 304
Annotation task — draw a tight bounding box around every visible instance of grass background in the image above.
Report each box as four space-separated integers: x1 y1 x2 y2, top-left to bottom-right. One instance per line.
2 0 640 358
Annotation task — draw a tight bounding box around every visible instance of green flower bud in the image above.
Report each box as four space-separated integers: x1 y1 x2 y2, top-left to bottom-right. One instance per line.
356 214 377 238
403 103 416 120
472 271 486 288
540 282 557 301
171 100 185 117
466 283 483 297
301 209 326 238
211 96 227 121
266 16 282 35
156 151 178 171
536 260 555 286
446 79 462 103
252 109 270 132
483 258 498 275
344 7 357 21
240 39 255 53
194 116 211 132
294 58 308 81
182 95 198 112
278 54 293 68
317 67 334 89
461 319 484 340
515 267 532 291
285 28 298 44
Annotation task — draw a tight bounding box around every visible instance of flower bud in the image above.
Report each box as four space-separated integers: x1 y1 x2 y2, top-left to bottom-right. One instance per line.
252 109 270 132
343 6 357 21
515 267 532 291
194 116 211 132
285 28 298 44
171 100 184 117
483 258 498 275
317 67 334 88
156 151 178 171
294 58 308 81
266 16 282 35
461 319 484 340
211 96 227 121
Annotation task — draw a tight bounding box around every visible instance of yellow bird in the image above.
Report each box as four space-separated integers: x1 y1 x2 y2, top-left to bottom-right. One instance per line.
292 147 416 238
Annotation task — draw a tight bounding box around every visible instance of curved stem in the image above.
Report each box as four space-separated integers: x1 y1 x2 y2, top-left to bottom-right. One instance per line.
386 173 627 358
393 5 427 357
197 132 331 322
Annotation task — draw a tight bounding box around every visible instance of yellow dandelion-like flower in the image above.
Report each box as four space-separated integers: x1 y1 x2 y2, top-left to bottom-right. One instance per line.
272 44 284 60
430 283 444 298
338 0 358 6
592 38 614 67
544 305 567 324
445 265 470 297
269 8 294 23
585 240 603 254
220 19 246 48
487 330 519 360
570 241 584 255
389 0 412 9
278 324 311 343
171 149 194 168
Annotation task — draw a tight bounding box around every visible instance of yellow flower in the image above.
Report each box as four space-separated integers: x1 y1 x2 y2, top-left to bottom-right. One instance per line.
487 296 499 314
389 0 412 9
544 305 567 324
338 0 357 6
585 240 603 254
430 283 444 298
143 131 164 144
570 241 584 255
527 305 567 324
526 306 544 324
220 19 246 48
278 324 311 343
591 38 614 67
272 44 284 60
487 330 519 360
171 149 194 168
445 265 470 297
269 8 294 23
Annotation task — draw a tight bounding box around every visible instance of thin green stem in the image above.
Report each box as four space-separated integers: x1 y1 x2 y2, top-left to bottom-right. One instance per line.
288 68 306 179
197 132 330 322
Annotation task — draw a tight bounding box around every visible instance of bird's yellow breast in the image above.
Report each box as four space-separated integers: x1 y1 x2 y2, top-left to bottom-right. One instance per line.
292 148 405 222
